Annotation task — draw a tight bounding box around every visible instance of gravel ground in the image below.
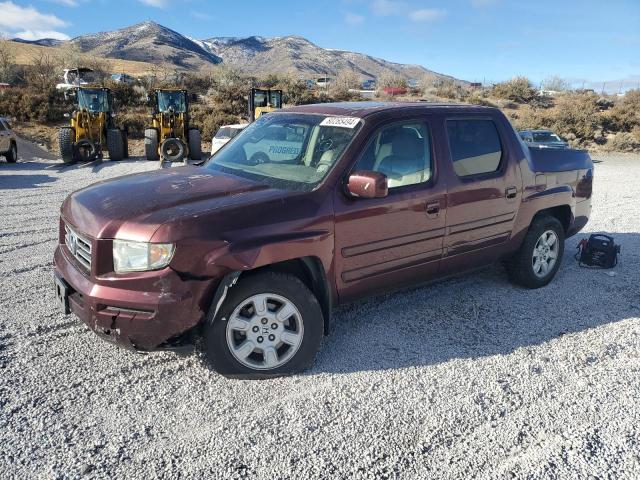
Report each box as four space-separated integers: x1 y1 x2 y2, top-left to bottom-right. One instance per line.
1 142 639 479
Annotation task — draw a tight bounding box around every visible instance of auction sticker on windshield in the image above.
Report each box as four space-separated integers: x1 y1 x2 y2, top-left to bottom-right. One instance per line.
320 116 361 129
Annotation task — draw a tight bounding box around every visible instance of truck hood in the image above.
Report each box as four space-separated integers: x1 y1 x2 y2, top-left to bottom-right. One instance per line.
61 167 282 240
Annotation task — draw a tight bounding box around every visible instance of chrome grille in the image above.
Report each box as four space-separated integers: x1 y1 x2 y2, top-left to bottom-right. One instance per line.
64 224 92 270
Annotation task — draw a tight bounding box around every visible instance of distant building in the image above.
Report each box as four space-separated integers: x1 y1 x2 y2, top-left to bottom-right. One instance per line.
469 82 482 89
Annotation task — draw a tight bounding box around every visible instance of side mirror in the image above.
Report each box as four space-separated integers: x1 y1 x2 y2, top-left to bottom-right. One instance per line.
347 171 388 199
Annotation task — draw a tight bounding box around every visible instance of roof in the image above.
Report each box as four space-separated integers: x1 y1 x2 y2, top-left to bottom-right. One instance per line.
280 101 495 118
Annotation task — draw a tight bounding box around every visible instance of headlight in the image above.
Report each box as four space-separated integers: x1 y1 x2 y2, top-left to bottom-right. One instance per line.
113 240 175 273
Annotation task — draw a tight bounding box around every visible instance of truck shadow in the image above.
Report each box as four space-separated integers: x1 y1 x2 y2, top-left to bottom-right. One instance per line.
0 173 57 189
313 232 639 375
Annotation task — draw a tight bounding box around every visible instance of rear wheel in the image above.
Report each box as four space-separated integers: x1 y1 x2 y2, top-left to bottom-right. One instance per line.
188 128 202 160
144 128 159 161
505 215 565 288
107 129 124 161
59 127 75 163
202 272 324 379
5 142 17 163
122 130 129 159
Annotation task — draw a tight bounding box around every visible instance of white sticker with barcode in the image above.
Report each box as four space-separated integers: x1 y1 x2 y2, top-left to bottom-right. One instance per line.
320 116 361 129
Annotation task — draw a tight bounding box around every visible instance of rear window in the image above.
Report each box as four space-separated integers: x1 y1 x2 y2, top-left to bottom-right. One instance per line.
215 128 232 139
447 119 502 177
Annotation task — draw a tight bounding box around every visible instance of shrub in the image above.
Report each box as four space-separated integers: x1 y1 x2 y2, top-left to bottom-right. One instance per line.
605 132 640 152
0 87 65 123
492 77 539 104
603 90 640 132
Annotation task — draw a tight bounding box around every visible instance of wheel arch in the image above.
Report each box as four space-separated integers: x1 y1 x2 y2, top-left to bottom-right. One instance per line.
209 256 333 335
534 205 573 234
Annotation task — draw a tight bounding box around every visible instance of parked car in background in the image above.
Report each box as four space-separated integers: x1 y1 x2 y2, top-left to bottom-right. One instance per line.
519 129 569 149
211 124 248 155
110 73 136 84
53 102 592 378
0 117 17 163
361 79 376 90
316 77 332 88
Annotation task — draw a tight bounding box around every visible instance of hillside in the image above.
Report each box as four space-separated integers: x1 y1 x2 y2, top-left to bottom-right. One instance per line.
40 21 463 82
7 41 157 76
199 35 457 82
68 22 221 70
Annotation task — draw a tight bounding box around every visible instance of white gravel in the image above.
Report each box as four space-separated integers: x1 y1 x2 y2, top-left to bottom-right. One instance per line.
1 144 639 479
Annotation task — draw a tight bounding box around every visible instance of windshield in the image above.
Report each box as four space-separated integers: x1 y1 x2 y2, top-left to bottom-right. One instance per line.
158 91 186 113
533 132 563 143
77 89 109 113
205 113 362 190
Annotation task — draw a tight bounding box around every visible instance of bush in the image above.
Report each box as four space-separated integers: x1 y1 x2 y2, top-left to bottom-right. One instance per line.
492 77 539 104
191 104 240 140
0 87 65 123
118 110 148 139
605 132 640 152
603 90 640 132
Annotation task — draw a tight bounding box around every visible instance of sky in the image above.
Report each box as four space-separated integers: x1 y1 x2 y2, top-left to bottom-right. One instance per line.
0 0 639 91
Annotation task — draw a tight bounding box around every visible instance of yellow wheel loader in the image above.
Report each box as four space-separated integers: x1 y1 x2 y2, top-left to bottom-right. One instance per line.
248 88 283 122
144 89 201 162
58 86 128 163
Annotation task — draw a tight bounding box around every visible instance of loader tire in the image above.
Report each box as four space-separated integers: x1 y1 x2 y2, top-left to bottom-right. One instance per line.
145 128 159 161
161 138 185 162
122 130 129 159
188 128 202 160
107 129 125 161
59 127 76 163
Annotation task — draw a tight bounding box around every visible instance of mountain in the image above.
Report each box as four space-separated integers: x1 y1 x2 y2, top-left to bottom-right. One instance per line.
45 22 461 82
200 35 458 82
11 38 64 47
68 22 221 69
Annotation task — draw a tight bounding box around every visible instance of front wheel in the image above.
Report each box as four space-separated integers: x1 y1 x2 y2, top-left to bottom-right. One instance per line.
107 129 124 161
202 272 324 379
59 127 75 163
5 143 17 163
505 215 565 289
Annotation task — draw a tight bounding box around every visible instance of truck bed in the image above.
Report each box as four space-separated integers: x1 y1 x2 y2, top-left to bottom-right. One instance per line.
525 146 593 173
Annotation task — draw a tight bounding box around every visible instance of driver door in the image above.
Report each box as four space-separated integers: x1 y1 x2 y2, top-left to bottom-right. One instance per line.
333 119 447 302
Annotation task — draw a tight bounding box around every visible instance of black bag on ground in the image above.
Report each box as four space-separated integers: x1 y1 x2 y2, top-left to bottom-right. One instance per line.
575 234 620 268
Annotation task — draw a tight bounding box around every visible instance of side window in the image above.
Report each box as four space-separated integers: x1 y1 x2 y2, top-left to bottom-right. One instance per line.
447 119 502 177
353 122 432 189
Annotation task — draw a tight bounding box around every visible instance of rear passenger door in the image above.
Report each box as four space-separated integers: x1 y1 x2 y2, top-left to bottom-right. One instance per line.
334 119 447 302
440 116 521 274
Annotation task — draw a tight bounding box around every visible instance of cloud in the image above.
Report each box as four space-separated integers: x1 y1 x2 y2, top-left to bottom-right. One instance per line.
50 0 79 6
138 0 168 7
372 0 406 16
345 13 365 25
0 1 69 39
14 29 70 40
471 0 500 7
409 8 446 22
191 10 214 21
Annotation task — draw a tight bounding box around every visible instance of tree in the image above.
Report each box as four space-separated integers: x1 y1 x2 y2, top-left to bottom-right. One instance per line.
377 71 407 89
0 39 16 84
26 51 60 91
542 75 571 92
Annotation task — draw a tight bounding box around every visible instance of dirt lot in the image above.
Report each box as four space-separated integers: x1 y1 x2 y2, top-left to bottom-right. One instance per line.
1 142 639 479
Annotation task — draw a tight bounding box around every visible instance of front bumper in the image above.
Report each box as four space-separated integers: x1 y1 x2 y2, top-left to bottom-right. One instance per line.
53 245 214 351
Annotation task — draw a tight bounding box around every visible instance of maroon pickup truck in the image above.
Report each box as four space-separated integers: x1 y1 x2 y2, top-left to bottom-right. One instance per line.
53 102 593 378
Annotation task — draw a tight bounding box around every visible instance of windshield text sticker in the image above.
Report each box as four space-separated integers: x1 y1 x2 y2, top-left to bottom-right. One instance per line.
320 116 360 129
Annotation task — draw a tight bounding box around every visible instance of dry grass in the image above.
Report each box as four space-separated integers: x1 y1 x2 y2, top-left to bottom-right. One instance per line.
8 41 155 76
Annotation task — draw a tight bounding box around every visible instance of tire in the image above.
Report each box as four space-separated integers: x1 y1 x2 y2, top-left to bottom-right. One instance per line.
59 127 75 163
144 128 159 161
505 215 565 289
202 272 324 379
160 138 185 162
122 130 129 159
107 129 124 161
74 139 98 162
188 128 202 160
5 142 17 163
249 152 269 165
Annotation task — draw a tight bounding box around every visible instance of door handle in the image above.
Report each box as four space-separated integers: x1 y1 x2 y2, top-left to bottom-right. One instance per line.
426 202 440 218
505 186 518 199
